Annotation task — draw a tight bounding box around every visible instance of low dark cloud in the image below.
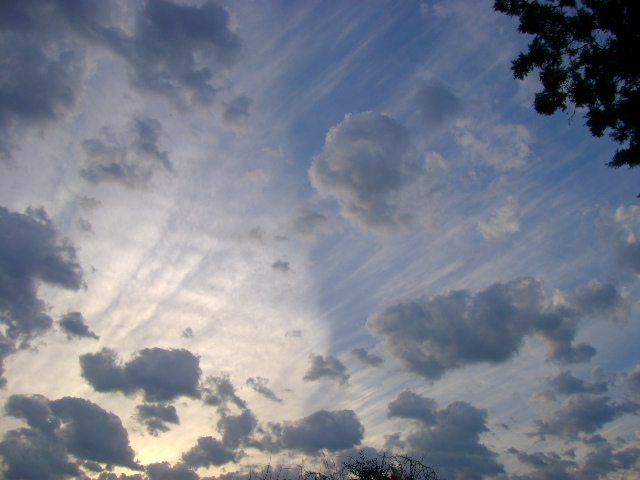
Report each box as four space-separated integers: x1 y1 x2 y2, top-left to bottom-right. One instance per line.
146 462 199 480
571 281 633 325
0 0 243 161
0 428 81 480
0 206 83 340
628 365 640 395
532 395 640 440
507 447 577 480
386 388 438 425
290 207 330 237
104 0 242 110
97 474 144 480
386 389 504 480
576 442 640 480
80 347 202 402
3 394 141 473
50 396 140 468
0 206 83 385
275 409 364 455
271 260 291 273
202 375 247 410
351 347 384 368
182 436 238 469
367 277 602 381
80 116 173 189
58 312 98 340
135 403 180 437
414 78 464 127
0 0 93 161
246 377 282 403
217 409 258 449
543 370 609 397
509 441 640 480
303 354 350 386
309 112 414 232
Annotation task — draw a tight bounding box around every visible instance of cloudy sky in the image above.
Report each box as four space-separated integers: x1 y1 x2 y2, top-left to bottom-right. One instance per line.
1 1 639 479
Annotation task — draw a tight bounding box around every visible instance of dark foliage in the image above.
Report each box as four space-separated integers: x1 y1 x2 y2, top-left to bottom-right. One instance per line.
343 452 439 480
249 452 439 480
494 0 640 168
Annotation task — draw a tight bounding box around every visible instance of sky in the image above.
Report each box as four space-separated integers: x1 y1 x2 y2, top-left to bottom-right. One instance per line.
1 1 640 479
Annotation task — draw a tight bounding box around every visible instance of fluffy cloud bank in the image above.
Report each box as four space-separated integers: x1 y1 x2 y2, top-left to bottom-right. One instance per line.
80 347 202 401
0 0 243 160
309 112 414 232
2 394 141 477
0 206 83 385
367 277 629 380
386 389 504 480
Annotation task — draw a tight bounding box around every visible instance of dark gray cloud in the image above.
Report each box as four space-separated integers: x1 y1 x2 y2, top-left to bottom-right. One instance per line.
146 462 199 480
575 442 640 480
309 112 414 232
532 395 640 440
182 436 238 468
571 281 633 325
271 260 291 273
0 428 81 480
49 396 141 468
387 390 504 480
509 441 640 480
290 207 330 237
0 206 83 385
543 370 609 397
58 311 99 340
217 409 258 449
628 365 640 395
0 206 83 340
97 474 144 480
5 393 60 436
104 0 242 110
367 277 599 381
275 409 364 455
246 377 282 403
507 447 577 480
3 394 141 472
135 403 180 437
0 333 17 389
79 347 136 395
125 348 201 402
351 347 384 368
0 0 94 161
303 354 350 386
222 95 252 129
386 388 438 425
414 78 464 126
80 347 202 402
0 0 243 161
201 375 247 410
80 116 173 189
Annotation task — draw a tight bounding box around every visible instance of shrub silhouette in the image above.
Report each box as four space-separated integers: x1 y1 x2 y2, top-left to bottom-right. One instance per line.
250 452 439 480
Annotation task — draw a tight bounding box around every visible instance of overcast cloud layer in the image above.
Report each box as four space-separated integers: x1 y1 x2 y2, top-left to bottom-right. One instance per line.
1 1 639 479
